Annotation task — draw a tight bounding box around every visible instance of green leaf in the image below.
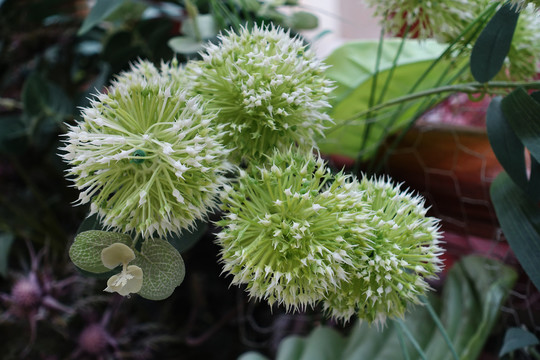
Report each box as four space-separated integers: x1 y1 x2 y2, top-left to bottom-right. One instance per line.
69 230 132 273
486 97 528 189
132 238 185 301
470 3 520 83
499 327 540 357
78 0 125 35
0 114 27 154
276 336 306 360
287 11 318 30
320 39 458 159
240 256 516 360
167 220 208 253
0 232 14 277
168 36 205 55
238 352 269 360
501 88 540 165
491 172 540 291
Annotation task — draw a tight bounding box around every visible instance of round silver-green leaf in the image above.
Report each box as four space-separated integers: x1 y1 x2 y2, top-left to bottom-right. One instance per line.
69 230 132 273
132 238 185 301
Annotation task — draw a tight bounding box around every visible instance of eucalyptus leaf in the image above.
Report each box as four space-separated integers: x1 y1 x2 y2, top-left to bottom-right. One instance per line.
470 3 519 83
168 36 205 55
132 238 185 300
0 232 14 277
181 14 217 41
320 39 458 159
491 172 540 291
78 0 126 35
499 327 540 357
69 230 133 273
240 256 516 360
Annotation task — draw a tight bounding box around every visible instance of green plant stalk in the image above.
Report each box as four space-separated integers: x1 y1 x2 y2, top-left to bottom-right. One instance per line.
363 6 496 172
397 326 412 360
396 319 428 360
356 25 385 170
420 296 459 360
356 1 500 173
185 0 202 41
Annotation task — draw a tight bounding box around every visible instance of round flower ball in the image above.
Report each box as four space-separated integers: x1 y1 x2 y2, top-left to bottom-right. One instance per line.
61 60 232 238
323 176 444 325
187 25 334 164
364 0 474 39
216 149 372 310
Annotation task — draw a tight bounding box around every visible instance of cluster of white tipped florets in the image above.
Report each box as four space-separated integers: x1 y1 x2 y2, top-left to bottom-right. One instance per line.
216 149 444 323
508 0 540 10
216 148 372 310
323 176 444 324
187 24 334 164
364 0 474 39
61 60 231 239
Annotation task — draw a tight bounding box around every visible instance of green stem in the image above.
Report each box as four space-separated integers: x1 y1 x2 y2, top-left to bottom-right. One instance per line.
396 325 411 360
185 0 202 42
328 81 540 134
396 319 428 360
420 296 459 360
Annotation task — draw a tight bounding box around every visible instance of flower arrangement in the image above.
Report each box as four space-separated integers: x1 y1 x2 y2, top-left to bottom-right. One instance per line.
5 0 540 357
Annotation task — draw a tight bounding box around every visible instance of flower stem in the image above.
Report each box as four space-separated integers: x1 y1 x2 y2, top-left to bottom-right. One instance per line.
420 296 459 360
396 318 428 360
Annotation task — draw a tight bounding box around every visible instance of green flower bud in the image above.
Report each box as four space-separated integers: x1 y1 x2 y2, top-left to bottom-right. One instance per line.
61 60 232 238
216 148 371 311
323 176 444 325
187 25 334 164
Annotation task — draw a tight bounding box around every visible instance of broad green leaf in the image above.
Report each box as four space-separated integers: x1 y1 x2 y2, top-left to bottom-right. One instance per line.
0 232 14 277
499 327 540 357
132 238 185 300
168 36 205 55
78 0 125 35
297 327 345 360
240 256 516 360
501 88 540 165
276 337 306 360
491 172 540 291
486 97 528 189
470 3 519 83
320 39 459 159
69 230 132 273
167 220 208 253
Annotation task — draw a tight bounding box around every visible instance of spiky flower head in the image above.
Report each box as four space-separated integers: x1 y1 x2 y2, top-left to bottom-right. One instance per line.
364 0 474 39
216 148 372 310
187 24 334 164
323 176 444 325
61 60 231 238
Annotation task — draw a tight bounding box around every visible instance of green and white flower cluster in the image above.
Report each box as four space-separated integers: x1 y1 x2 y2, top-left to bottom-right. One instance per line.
62 60 232 239
186 25 334 164
62 23 445 320
216 148 444 324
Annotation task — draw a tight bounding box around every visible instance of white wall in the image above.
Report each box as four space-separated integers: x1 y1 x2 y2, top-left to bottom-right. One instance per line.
297 0 381 57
